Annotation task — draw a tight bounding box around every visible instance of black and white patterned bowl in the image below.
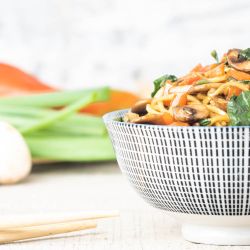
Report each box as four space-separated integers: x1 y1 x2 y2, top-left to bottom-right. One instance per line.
104 109 250 245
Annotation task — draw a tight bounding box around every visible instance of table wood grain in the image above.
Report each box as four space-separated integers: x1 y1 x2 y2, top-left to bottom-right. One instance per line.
0 163 248 250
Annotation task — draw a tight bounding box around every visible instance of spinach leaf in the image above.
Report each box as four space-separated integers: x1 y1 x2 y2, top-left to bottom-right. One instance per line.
241 80 250 84
211 50 219 63
227 91 250 125
151 74 177 97
239 48 250 60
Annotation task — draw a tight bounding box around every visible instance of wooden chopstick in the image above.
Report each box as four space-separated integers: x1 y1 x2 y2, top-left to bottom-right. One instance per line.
0 210 119 230
0 220 97 244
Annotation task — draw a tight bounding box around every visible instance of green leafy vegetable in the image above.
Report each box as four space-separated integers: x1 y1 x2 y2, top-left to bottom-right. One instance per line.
151 74 177 97
199 119 211 126
239 48 250 61
227 91 250 125
114 117 123 122
241 80 250 84
211 50 219 63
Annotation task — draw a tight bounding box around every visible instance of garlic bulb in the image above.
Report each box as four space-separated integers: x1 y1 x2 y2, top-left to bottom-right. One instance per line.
0 122 32 184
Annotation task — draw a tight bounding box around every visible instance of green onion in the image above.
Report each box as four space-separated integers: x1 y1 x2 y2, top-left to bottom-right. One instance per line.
19 87 109 134
199 119 211 126
0 105 103 127
0 86 115 162
211 50 219 63
0 87 109 108
25 135 115 162
20 93 95 134
0 114 106 136
241 80 250 84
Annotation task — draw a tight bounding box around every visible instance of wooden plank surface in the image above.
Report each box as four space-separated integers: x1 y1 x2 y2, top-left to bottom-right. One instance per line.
0 163 248 250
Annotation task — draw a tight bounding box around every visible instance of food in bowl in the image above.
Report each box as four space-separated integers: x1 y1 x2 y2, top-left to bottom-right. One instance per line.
104 48 250 246
124 48 250 126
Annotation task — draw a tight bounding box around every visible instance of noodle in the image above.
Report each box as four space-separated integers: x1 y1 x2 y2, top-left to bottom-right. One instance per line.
211 82 249 97
126 48 250 126
187 95 201 104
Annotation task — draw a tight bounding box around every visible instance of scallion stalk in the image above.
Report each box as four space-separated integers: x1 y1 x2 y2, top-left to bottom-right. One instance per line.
0 87 109 108
25 135 115 161
0 105 104 127
20 87 109 134
0 114 106 136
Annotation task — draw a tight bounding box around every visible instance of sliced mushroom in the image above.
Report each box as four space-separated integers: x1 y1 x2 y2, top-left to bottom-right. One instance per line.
173 104 209 123
188 83 221 94
131 99 151 115
124 112 165 125
227 49 250 73
211 96 228 111
132 114 162 124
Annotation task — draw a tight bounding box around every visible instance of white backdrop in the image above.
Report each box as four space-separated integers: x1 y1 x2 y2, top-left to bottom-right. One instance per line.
0 0 249 93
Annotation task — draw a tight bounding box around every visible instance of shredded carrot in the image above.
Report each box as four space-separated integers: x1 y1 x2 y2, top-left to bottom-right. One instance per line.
227 86 242 100
205 64 225 78
170 93 187 107
227 68 250 81
170 122 189 126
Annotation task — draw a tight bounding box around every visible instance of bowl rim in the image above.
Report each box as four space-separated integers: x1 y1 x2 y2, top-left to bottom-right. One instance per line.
103 109 250 129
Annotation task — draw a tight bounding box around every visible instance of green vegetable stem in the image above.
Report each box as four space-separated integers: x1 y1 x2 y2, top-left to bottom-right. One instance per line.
0 87 115 162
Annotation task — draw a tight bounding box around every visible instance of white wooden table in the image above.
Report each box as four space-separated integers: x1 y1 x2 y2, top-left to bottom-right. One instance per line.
0 163 248 250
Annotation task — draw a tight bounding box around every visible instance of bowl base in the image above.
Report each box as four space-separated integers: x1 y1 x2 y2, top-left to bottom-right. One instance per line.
182 223 250 245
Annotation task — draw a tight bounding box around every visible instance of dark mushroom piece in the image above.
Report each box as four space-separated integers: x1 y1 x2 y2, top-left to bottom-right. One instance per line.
227 49 250 73
132 114 163 124
173 104 209 123
131 99 151 115
124 112 166 125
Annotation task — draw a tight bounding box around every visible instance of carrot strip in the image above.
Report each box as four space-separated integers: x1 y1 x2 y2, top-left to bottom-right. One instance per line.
227 86 242 100
82 90 139 116
204 63 225 78
170 93 187 107
227 68 250 81
170 122 189 126
0 63 55 96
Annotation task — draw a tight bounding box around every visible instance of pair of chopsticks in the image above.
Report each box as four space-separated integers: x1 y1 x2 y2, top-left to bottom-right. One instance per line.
0 210 119 244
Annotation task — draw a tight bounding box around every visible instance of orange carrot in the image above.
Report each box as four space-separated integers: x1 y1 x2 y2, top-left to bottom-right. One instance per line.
200 63 217 73
191 64 203 72
154 112 174 125
170 93 187 107
227 68 250 81
227 86 242 100
170 122 189 126
0 63 55 96
179 75 201 86
204 63 225 78
82 89 139 116
162 112 174 124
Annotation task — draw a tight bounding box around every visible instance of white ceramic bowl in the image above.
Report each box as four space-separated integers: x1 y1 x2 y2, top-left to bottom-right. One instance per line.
104 109 250 246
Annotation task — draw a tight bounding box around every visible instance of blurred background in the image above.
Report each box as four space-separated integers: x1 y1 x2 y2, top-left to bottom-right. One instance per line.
0 0 249 94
